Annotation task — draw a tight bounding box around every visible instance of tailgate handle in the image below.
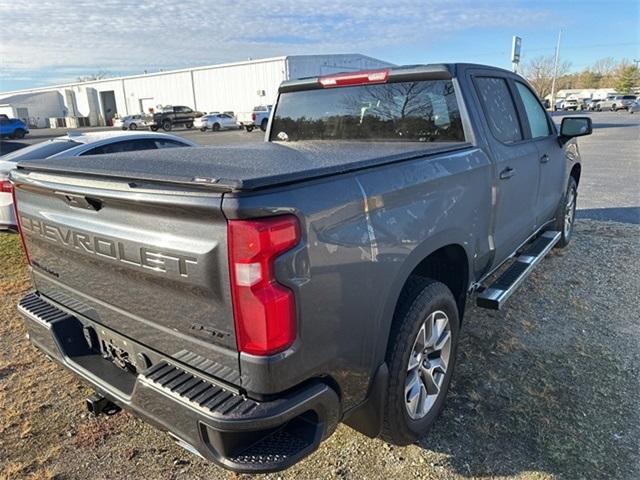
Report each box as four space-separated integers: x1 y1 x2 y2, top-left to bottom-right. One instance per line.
56 191 103 211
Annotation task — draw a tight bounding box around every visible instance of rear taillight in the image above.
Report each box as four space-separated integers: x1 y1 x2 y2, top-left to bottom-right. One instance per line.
251 112 256 121
228 215 300 356
10 182 31 265
319 68 390 88
0 179 12 193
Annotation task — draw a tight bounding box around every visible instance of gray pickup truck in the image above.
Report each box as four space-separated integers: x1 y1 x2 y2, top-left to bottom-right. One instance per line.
11 64 592 474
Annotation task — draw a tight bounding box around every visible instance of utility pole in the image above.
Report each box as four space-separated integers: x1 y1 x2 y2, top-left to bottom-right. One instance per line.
550 29 562 111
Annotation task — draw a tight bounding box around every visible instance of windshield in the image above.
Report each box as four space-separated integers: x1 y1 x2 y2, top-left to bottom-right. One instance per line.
1 139 81 162
270 80 465 143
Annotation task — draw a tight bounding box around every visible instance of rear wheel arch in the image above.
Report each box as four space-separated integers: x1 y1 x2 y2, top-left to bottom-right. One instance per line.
376 241 471 363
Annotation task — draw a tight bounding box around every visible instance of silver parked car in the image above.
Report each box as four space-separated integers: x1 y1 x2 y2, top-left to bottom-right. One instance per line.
0 131 197 230
194 113 239 131
598 94 637 111
628 101 640 114
113 114 152 130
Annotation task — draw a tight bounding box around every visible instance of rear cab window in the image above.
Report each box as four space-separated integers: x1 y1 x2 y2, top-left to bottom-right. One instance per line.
269 79 466 143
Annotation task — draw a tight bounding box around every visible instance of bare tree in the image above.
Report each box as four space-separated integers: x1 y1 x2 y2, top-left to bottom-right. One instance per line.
522 56 572 99
76 71 110 83
591 57 616 76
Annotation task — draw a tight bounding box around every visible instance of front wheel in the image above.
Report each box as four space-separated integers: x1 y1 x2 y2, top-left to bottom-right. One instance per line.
150 125 159 131
245 125 254 132
212 123 221 132
381 278 459 445
162 120 172 131
260 119 268 132
554 176 578 248
128 123 137 130
185 122 194 129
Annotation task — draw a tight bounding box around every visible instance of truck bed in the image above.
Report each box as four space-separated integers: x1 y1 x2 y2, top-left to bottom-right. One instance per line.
16 140 470 192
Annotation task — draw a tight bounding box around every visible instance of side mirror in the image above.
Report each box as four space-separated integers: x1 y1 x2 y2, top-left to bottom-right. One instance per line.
560 117 592 138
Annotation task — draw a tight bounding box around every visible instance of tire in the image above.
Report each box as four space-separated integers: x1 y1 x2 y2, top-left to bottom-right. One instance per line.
162 120 172 131
12 128 26 139
212 123 221 132
150 126 159 132
381 278 460 446
200 127 207 132
245 125 254 132
260 118 268 132
553 176 578 248
186 122 194 129
611 105 616 111
128 123 137 130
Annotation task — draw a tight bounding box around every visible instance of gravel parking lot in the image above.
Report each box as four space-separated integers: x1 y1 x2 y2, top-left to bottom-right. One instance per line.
1 111 638 480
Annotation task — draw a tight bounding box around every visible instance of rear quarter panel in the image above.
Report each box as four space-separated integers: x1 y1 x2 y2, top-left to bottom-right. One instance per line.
222 146 492 408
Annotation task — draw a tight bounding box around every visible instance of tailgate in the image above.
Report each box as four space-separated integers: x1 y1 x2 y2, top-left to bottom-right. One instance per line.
12 169 241 385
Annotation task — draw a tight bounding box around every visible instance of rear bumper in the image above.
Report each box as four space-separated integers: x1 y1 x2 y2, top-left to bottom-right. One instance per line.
17 292 340 473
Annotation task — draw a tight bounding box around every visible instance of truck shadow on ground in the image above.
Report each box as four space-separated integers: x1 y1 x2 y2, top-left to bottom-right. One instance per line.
577 206 640 224
415 235 639 479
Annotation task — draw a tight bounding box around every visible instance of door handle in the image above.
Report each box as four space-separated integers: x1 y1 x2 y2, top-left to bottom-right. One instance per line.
540 154 550 163
499 167 516 180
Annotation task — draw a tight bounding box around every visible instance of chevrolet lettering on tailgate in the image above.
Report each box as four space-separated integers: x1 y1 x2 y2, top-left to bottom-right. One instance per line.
20 214 197 277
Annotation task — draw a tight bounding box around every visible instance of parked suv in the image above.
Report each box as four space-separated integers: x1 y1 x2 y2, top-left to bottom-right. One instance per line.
598 94 637 111
562 99 579 111
149 105 203 131
0 116 29 139
11 64 591 474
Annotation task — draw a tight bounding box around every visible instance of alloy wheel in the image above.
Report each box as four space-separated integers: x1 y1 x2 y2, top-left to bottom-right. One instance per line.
405 310 452 420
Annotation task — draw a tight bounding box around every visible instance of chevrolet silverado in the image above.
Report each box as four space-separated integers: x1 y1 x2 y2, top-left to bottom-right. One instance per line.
11 63 592 473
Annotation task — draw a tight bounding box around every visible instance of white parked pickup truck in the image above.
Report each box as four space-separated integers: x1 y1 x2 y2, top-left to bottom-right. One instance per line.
236 105 272 132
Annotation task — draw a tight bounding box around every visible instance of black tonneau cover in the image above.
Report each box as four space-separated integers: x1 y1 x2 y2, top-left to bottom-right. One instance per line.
17 141 470 192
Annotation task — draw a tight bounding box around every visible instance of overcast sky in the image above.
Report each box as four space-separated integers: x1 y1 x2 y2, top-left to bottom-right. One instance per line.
1 0 638 91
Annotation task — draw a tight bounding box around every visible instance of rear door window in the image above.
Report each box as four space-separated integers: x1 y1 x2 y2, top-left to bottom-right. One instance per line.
474 77 522 143
81 139 158 155
154 139 187 149
515 82 552 138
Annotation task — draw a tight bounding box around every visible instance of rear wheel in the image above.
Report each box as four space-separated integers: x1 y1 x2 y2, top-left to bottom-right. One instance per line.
554 176 577 248
245 125 254 132
260 118 268 132
381 278 460 445
200 127 207 132
12 128 26 139
212 123 221 132
150 125 159 132
162 120 172 131
128 123 137 130
186 122 194 129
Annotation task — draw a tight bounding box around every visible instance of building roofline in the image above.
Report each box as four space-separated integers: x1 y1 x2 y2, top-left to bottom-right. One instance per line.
0 55 291 96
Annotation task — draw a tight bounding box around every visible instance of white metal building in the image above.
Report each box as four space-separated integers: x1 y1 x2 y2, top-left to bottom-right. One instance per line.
0 91 67 128
0 54 392 127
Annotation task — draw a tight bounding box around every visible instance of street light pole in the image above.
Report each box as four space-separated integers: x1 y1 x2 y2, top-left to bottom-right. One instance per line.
550 29 562 111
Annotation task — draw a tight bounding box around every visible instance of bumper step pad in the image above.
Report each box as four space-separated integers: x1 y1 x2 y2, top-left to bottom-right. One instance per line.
477 231 561 310
142 361 257 417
